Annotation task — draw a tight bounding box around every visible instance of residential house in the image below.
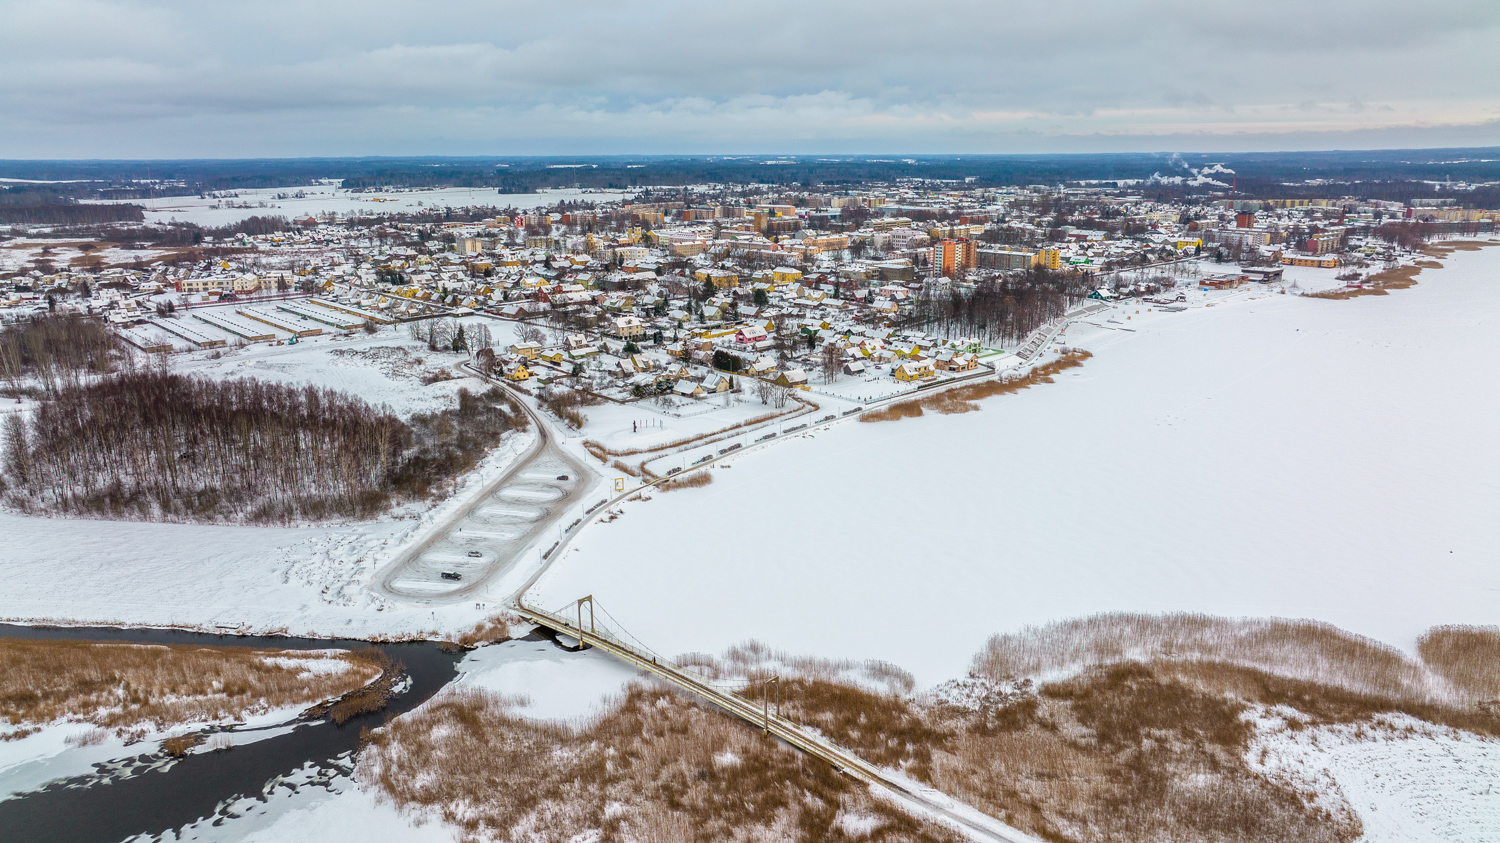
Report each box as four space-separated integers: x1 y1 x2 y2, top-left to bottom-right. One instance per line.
735 325 769 344
749 355 778 376
935 351 979 372
893 359 936 381
774 368 809 387
614 315 645 339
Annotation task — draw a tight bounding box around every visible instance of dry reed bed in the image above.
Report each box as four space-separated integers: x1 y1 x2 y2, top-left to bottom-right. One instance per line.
1423 239 1492 258
1304 264 1423 299
861 350 1093 423
1417 625 1500 704
973 613 1458 704
676 638 917 696
925 663 1364 843
656 470 713 492
0 638 383 734
362 617 1500 843
439 614 516 653
359 684 964 843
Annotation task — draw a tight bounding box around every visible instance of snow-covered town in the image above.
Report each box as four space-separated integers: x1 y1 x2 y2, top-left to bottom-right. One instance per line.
6 180 1495 415
5 1 1500 839
3 167 1499 843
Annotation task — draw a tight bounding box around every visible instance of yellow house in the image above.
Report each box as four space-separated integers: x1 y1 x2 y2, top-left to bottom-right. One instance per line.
505 362 531 381
893 359 936 381
772 266 803 286
1174 237 1203 250
509 341 542 360
540 349 567 364
1281 254 1341 268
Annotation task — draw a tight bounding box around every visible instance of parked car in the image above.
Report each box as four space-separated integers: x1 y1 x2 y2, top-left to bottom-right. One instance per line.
467 550 482 558
556 475 569 481
441 571 462 581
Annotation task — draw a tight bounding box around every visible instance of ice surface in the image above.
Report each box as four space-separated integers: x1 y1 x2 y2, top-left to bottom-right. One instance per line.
531 245 1500 687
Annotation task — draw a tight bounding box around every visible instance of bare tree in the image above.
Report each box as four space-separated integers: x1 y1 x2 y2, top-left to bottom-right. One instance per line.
819 344 841 384
468 322 495 357
516 322 546 346
754 378 775 406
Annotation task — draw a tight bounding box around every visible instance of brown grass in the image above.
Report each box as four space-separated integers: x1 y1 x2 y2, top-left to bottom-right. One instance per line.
1417 625 1500 703
161 733 204 756
1423 240 1492 258
861 351 1093 423
321 649 403 726
360 618 1500 843
0 638 383 733
679 639 917 696
690 636 1371 843
1305 264 1422 299
359 684 965 843
657 470 713 492
926 663 1363 843
440 615 517 653
972 612 1447 704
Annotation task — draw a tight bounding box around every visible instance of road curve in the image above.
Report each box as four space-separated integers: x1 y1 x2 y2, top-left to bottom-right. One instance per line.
371 370 597 605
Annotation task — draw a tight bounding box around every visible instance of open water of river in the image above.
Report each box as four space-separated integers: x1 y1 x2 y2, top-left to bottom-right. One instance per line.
0 624 463 843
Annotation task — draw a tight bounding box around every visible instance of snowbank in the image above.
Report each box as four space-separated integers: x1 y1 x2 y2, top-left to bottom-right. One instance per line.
1250 713 1500 842
452 635 646 723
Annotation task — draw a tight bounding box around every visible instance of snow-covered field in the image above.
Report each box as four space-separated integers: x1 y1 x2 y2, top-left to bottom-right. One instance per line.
173 328 507 417
531 243 1500 686
0 426 533 638
87 186 634 228
451 634 645 723
569 392 790 453
1250 713 1500 842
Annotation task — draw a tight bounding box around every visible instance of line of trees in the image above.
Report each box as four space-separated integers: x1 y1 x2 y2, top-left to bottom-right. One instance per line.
0 314 121 394
1 371 522 524
0 200 144 225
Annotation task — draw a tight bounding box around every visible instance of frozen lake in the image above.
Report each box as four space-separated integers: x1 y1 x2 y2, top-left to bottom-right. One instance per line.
531 243 1500 686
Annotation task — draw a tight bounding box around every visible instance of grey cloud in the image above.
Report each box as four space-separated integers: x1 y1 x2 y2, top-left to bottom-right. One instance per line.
1 0 1497 156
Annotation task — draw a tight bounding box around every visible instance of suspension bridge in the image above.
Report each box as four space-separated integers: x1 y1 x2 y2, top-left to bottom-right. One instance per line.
513 594 1041 843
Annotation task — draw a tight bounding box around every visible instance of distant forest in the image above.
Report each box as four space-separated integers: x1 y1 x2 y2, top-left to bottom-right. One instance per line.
3 148 1499 206
0 194 144 225
0 317 524 524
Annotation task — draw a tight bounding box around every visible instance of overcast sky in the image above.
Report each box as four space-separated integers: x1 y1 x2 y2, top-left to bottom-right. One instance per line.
3 0 1498 158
